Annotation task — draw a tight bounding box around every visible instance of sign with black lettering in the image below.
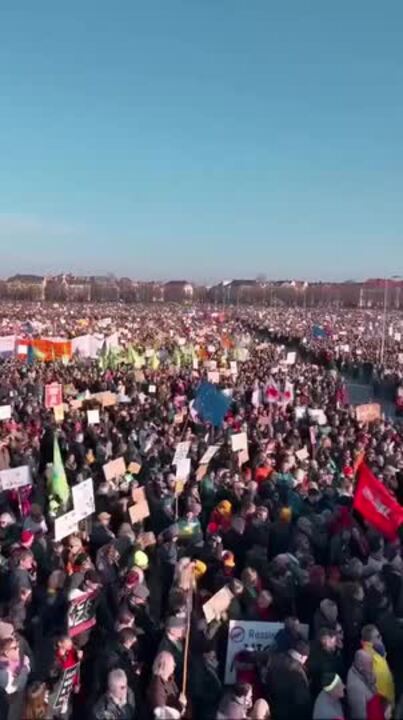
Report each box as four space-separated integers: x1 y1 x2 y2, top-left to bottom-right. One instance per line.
68 591 97 637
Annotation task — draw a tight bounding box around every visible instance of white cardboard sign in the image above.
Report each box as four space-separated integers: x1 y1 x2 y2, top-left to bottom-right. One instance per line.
54 509 79 542
200 445 219 465
87 409 100 425
0 465 32 491
173 441 191 466
0 405 12 421
231 432 248 453
72 479 95 521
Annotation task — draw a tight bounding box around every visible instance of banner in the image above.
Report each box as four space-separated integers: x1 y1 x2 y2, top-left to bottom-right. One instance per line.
68 590 97 637
225 620 308 683
225 621 284 684
356 403 381 424
0 335 16 357
354 464 403 540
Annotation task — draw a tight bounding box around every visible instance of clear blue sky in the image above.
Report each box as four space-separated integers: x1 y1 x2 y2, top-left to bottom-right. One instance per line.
0 0 402 282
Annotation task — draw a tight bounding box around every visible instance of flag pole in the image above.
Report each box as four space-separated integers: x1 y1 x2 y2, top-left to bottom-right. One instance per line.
181 584 193 699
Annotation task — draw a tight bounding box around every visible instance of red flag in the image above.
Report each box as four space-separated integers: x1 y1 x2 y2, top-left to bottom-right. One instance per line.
354 464 403 540
266 379 280 403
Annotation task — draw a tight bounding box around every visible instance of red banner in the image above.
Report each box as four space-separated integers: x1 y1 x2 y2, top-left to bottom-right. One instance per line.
354 464 403 540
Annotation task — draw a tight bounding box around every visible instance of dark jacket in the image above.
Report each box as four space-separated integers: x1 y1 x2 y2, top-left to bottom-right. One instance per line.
147 674 180 713
307 644 345 698
266 652 311 720
189 656 222 720
92 689 136 720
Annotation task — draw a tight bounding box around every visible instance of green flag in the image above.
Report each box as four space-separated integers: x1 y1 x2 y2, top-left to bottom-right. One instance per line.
49 436 70 506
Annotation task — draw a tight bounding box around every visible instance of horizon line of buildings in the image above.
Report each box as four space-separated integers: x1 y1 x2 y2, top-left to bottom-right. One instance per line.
0 274 401 308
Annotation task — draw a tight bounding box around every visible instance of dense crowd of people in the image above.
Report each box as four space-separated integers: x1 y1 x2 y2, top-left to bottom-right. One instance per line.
0 302 402 720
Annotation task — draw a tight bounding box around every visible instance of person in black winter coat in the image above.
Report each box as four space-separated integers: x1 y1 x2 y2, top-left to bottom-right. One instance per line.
189 648 222 720
265 642 311 720
307 627 346 699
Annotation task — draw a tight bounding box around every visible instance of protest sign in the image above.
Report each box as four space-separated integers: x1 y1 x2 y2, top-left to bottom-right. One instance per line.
0 405 11 421
176 458 191 481
251 389 261 408
148 384 156 394
54 510 79 542
0 465 31 491
308 409 327 426
296 446 309 462
356 403 381 424
203 586 234 624
72 479 95 522
238 448 249 467
225 621 284 684
196 464 208 481
45 382 63 409
200 445 219 465
173 441 190 466
53 404 65 423
128 461 141 475
286 351 296 365
230 361 237 375
231 432 248 453
295 406 307 420
103 457 126 481
207 371 220 384
87 409 100 425
93 391 117 407
129 500 150 524
131 486 146 504
51 663 80 716
68 590 97 637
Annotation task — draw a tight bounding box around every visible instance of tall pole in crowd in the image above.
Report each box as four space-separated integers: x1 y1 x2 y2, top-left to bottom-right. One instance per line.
380 277 388 367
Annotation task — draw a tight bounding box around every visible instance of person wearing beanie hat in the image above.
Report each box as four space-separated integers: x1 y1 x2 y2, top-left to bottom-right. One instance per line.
313 673 345 720
193 559 207 580
20 530 34 549
133 550 149 571
209 500 233 533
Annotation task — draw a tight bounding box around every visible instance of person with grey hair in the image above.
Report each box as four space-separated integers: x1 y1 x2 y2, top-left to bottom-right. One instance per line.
147 650 186 717
92 668 136 720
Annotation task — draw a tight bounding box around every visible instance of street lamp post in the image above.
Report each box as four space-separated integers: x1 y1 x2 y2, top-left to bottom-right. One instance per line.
380 278 388 366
